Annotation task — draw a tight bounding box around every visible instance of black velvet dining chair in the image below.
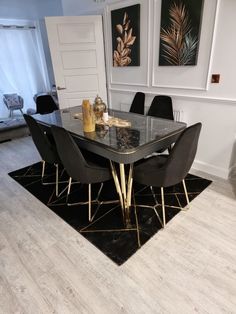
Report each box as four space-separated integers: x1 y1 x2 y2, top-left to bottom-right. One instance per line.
129 92 145 115
147 95 174 120
133 122 202 228
23 114 62 196
51 125 118 222
147 95 174 154
34 94 58 114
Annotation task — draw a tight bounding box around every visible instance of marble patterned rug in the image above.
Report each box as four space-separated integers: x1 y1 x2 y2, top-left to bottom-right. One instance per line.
9 162 212 265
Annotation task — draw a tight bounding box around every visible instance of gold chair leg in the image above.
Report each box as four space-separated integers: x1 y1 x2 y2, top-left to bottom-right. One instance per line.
127 164 134 208
88 183 119 222
65 178 119 222
66 177 72 203
55 164 59 197
136 181 190 229
96 183 103 201
41 160 67 197
88 184 92 221
41 160 45 180
150 186 163 227
161 187 166 227
182 179 190 210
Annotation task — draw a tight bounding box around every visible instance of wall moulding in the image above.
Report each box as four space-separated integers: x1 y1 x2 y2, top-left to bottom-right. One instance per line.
109 87 236 105
151 0 220 91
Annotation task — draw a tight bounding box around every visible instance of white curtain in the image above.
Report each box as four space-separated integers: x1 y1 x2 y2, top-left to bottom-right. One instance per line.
0 26 48 118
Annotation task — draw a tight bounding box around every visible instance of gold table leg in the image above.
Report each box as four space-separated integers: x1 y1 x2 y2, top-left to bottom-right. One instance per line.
110 161 134 227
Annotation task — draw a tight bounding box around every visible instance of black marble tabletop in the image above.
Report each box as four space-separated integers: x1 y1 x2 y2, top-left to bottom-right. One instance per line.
34 106 186 164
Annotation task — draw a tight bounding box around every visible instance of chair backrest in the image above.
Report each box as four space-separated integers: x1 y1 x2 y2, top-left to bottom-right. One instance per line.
34 94 58 114
3 93 24 109
147 95 174 120
161 123 202 187
23 114 58 164
51 125 92 182
129 92 145 115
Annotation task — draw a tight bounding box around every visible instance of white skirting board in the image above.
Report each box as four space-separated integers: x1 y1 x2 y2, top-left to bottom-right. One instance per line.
192 160 229 180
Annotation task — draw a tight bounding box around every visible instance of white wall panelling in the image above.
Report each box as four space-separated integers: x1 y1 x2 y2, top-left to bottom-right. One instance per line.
109 89 236 179
3 0 235 178
104 0 150 87
102 0 236 179
152 0 219 90
109 87 236 105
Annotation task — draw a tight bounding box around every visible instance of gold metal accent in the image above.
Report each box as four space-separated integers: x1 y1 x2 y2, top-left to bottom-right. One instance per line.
88 184 92 221
55 164 59 196
161 187 166 227
120 164 127 203
119 163 132 226
66 177 119 222
127 164 134 208
109 161 134 227
40 160 68 198
150 186 164 227
80 228 138 233
182 179 190 210
133 190 141 247
41 160 60 197
134 180 192 228
110 161 124 211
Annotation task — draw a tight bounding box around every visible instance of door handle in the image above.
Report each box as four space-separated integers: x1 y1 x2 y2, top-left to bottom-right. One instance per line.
57 86 66 90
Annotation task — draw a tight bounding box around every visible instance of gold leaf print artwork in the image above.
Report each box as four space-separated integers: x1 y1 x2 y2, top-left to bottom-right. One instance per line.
113 12 136 67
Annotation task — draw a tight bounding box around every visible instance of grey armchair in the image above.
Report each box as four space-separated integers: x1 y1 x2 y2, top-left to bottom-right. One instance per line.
3 93 24 118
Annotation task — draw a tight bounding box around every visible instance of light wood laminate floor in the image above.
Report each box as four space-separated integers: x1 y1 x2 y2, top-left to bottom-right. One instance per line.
0 136 236 314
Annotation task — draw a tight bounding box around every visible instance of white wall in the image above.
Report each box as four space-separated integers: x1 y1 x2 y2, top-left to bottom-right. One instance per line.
0 0 63 23
61 0 114 15
59 0 236 179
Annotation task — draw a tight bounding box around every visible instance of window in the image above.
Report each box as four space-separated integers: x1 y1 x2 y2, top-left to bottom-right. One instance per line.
0 19 49 118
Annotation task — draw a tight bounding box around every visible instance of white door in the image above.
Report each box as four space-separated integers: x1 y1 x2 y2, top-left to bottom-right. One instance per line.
45 16 107 109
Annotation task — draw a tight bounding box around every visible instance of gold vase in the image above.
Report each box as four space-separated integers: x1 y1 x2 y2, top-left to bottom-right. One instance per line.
82 100 95 132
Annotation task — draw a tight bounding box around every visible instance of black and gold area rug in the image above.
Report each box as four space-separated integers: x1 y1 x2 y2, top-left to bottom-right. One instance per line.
9 163 212 265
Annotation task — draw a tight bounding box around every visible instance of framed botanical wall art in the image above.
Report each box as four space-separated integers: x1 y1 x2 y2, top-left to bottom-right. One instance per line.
111 4 140 67
159 0 204 66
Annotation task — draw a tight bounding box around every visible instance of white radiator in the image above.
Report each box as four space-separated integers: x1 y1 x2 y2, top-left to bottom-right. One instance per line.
173 109 183 122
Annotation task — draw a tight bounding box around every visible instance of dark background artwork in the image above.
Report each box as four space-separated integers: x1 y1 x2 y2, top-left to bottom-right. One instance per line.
111 4 140 67
159 0 204 66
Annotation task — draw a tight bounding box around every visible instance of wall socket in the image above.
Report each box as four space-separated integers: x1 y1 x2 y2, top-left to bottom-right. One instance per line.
211 74 220 83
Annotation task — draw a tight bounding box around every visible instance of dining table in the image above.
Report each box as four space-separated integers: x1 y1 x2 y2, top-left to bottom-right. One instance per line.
34 105 186 227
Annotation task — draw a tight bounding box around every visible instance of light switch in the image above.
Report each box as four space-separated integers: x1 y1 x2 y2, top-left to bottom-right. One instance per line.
211 74 220 83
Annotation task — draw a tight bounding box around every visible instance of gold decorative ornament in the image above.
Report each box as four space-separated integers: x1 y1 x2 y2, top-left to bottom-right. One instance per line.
93 95 107 120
